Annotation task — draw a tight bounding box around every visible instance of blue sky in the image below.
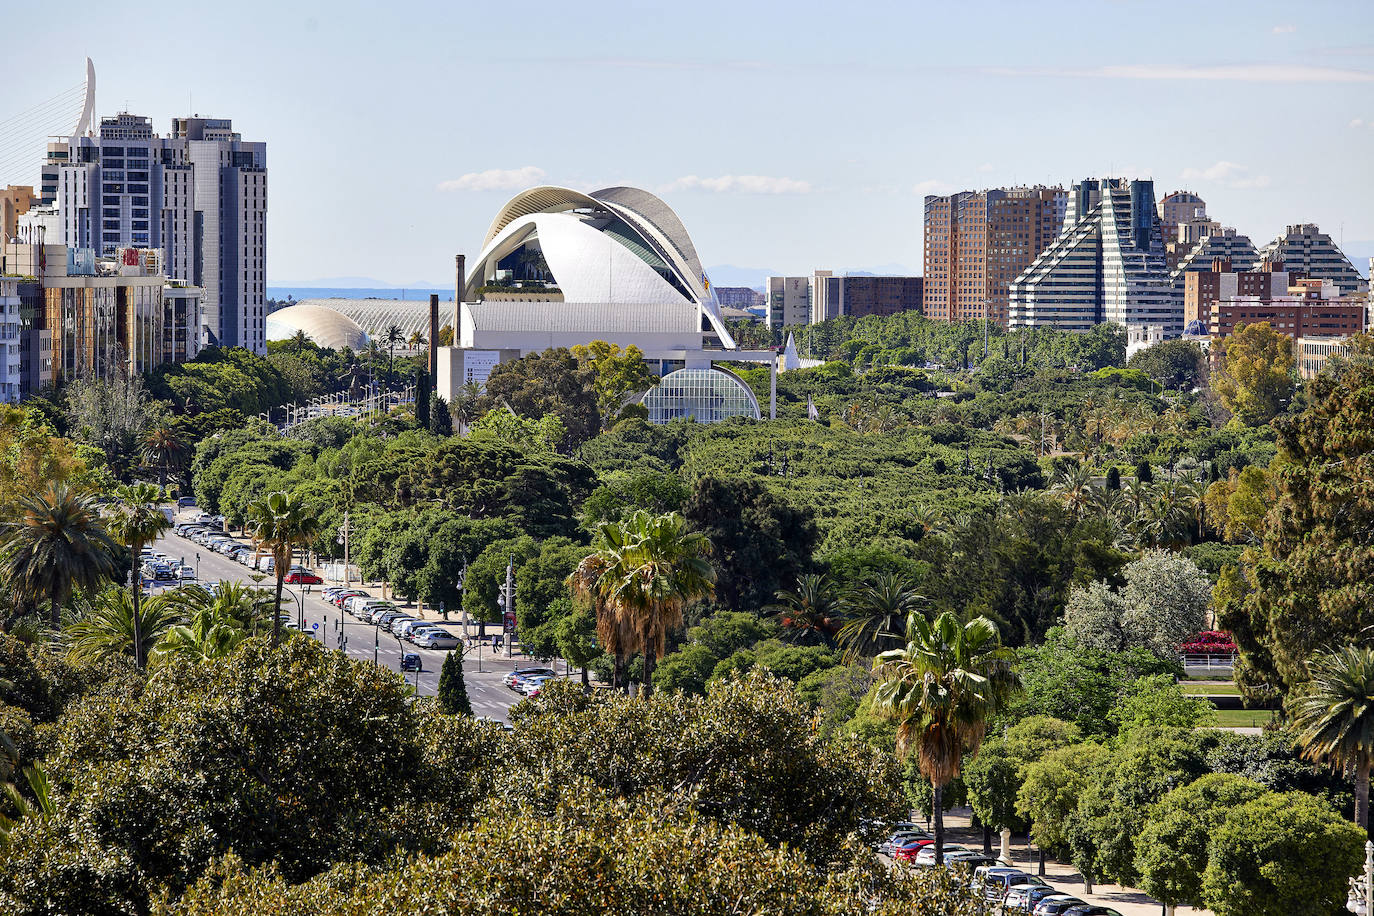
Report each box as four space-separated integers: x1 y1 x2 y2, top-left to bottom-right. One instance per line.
3 0 1372 287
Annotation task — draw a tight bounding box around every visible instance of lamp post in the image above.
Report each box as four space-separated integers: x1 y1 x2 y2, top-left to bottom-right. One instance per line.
1348 840 1373 916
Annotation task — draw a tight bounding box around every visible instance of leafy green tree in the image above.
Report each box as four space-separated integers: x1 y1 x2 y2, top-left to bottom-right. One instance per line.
553 599 600 687
964 741 1025 838
0 483 117 628
1109 674 1215 735
484 347 600 449
1118 550 1211 659
682 475 818 614
437 650 472 715
1214 321 1296 426
1135 773 1269 912
1010 628 1181 736
1220 353 1374 698
1291 645 1374 829
1016 742 1109 868
1074 726 1211 888
870 611 1020 864
571 340 659 427
1201 791 1363 916
1127 339 1204 391
244 491 319 646
502 672 905 864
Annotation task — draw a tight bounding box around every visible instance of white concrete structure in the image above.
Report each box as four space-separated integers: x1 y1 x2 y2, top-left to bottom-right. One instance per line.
266 303 370 351
436 185 780 418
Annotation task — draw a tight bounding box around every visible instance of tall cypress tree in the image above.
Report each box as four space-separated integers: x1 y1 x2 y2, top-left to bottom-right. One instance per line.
437 650 472 715
416 368 430 428
429 394 453 437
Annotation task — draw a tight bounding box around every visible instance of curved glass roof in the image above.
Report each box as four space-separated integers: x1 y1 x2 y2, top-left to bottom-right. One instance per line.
639 367 760 425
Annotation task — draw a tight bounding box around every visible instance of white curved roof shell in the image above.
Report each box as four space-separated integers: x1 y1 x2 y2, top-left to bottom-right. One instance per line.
292 299 432 341
265 304 370 351
468 186 734 348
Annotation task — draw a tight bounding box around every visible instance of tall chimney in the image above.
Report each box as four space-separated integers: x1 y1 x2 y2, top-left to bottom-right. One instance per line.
428 294 439 377
453 254 466 340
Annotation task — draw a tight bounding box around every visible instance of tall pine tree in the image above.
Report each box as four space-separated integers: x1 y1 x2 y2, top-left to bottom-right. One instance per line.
437 649 472 715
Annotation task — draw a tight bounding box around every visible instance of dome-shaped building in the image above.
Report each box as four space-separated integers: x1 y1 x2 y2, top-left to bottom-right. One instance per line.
461 186 735 351
638 367 760 424
266 303 370 351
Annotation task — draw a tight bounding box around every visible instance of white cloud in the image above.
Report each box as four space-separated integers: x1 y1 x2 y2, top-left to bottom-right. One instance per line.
1272 24 1297 35
1180 160 1272 189
912 179 954 196
982 63 1374 82
437 166 546 192
662 174 811 194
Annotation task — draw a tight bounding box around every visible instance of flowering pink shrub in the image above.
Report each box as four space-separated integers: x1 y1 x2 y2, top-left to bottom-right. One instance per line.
1179 630 1238 655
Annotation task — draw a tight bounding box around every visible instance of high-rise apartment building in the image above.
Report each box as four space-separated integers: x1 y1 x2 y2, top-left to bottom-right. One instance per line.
922 186 1065 327
1 186 37 243
1208 277 1364 340
1009 178 1181 336
1171 228 1259 292
47 113 266 352
1257 224 1365 297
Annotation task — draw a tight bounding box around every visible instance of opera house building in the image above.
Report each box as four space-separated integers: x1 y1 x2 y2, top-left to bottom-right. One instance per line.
435 185 774 420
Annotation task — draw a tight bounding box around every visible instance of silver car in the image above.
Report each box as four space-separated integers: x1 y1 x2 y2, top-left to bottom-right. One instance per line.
415 629 460 649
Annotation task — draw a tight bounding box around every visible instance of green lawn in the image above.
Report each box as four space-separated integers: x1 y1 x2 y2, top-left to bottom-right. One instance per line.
1212 708 1277 729
1184 683 1242 695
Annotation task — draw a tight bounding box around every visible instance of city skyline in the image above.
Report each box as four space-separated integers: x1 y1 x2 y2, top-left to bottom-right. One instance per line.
1 0 1371 286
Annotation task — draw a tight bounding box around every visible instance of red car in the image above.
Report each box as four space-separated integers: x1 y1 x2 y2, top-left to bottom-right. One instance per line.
284 571 323 585
892 839 935 862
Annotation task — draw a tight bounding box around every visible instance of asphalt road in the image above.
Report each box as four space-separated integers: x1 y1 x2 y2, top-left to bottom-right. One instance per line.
152 522 558 723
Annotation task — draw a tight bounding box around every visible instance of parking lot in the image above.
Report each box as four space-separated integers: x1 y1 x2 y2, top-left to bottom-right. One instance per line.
155 511 569 723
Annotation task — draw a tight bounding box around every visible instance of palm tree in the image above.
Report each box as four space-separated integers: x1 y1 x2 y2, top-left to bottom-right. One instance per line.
451 381 486 431
104 483 172 669
142 427 184 487
767 574 843 646
152 601 246 666
1292 645 1374 829
1178 478 1208 542
871 611 1021 865
0 483 117 629
604 511 714 698
244 491 319 646
570 511 714 697
836 571 923 661
290 329 310 354
1051 464 1094 521
173 580 275 635
64 586 180 666
383 324 405 387
570 518 639 692
407 330 427 350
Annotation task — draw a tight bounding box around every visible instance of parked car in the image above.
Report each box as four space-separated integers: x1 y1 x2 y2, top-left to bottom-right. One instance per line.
914 845 969 866
519 675 556 696
984 871 1046 903
1061 907 1123 916
177 565 196 581
389 617 420 637
399 620 436 641
504 667 557 689
414 629 460 649
400 653 422 672
176 496 197 509
890 839 935 862
1004 884 1064 914
284 570 323 585
1033 897 1088 916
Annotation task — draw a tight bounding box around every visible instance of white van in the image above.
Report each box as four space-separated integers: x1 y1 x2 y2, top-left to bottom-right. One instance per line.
256 555 274 573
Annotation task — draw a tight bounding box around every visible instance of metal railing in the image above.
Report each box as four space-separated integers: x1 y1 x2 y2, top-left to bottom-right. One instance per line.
1181 653 1237 670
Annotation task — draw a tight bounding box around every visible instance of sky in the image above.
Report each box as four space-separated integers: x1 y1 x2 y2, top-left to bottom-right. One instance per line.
2 0 1372 288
